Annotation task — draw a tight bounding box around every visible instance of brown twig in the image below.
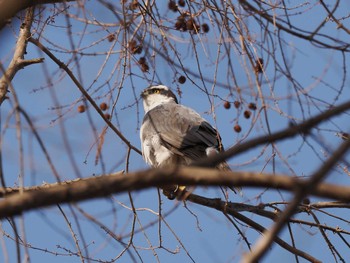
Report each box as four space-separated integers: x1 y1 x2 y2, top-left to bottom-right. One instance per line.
28 37 142 155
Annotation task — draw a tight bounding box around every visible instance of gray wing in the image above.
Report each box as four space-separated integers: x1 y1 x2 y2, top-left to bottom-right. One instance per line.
141 103 222 161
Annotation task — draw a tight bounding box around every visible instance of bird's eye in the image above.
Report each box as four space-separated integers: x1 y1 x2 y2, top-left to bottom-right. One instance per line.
153 89 160 94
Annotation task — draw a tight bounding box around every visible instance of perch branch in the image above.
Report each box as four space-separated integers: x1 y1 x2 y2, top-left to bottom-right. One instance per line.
1 167 350 219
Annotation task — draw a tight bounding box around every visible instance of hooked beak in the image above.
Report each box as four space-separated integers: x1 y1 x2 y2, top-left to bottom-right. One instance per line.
140 89 147 99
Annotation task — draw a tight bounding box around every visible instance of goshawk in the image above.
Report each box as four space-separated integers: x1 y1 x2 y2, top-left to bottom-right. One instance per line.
140 85 240 199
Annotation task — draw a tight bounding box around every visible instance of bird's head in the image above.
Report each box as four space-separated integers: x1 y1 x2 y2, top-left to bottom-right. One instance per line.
141 85 178 113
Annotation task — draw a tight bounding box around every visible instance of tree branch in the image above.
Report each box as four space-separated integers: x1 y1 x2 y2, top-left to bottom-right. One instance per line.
194 100 350 168
28 37 142 155
0 0 76 29
186 193 321 263
244 136 350 263
1 167 350 219
0 7 38 104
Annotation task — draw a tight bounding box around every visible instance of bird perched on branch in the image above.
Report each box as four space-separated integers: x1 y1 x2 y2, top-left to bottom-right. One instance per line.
140 84 241 199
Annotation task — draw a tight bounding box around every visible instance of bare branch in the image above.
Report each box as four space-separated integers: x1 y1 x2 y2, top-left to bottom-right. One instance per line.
1 167 350 219
0 7 38 104
195 100 350 168
0 0 76 29
244 136 350 262
1 1 350 261
28 37 142 155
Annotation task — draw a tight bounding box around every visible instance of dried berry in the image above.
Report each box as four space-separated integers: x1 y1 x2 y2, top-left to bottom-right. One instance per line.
107 34 115 42
104 113 111 120
100 102 108 111
178 0 185 7
138 57 146 65
175 21 183 30
178 75 186 84
186 19 195 30
129 0 138 10
201 23 210 33
141 63 149 72
128 40 142 54
133 45 143 54
223 101 231 109
193 23 200 32
168 0 178 12
128 40 136 49
186 19 199 32
175 15 187 31
177 14 186 23
244 110 251 119
248 102 257 110
233 100 241 109
77 105 85 113
234 124 242 133
254 58 264 73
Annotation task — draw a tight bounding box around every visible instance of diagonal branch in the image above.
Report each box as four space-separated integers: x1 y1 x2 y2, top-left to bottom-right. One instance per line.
244 136 350 262
28 37 142 155
187 193 321 263
194 100 350 168
0 7 40 104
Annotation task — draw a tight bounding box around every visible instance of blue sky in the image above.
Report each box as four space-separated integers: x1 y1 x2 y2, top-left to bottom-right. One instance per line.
1 1 350 262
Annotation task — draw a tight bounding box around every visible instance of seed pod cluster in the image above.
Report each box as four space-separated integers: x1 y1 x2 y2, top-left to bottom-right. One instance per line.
168 0 178 12
230 100 258 133
78 102 112 119
138 57 149 72
128 40 143 54
186 18 199 32
254 58 264 73
107 34 115 42
175 14 187 31
100 103 111 119
174 15 204 33
178 0 185 7
248 102 257 110
129 0 138 10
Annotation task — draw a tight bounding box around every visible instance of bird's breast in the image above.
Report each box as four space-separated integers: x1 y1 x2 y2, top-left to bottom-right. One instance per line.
142 134 174 167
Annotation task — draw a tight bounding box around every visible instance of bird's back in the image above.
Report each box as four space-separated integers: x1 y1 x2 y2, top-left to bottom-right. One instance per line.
141 103 221 167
